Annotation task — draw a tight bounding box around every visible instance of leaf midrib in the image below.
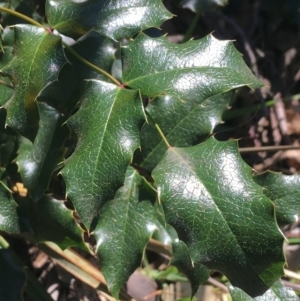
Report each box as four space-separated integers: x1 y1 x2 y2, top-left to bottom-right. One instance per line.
124 66 245 86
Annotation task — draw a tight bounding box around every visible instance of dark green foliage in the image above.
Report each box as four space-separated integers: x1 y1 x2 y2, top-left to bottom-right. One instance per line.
0 0 299 300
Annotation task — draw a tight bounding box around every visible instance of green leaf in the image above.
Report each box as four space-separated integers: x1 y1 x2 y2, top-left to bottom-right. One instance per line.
46 0 173 40
61 81 145 229
93 167 160 298
0 46 14 106
1 25 67 141
175 0 228 13
122 34 262 103
152 137 284 297
0 109 19 168
167 225 209 297
139 91 233 171
0 246 26 301
17 102 69 201
229 280 300 301
0 169 19 234
26 195 87 250
39 31 117 112
253 172 300 225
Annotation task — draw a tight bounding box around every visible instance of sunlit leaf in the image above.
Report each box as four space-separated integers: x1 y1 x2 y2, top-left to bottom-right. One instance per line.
122 34 262 103
61 80 144 229
152 137 284 297
46 0 173 40
94 167 160 298
229 280 300 300
1 25 67 141
254 172 300 225
0 169 19 234
138 91 233 170
17 103 68 201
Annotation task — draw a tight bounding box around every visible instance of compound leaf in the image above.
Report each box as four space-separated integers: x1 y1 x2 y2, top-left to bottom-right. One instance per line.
46 0 173 40
122 33 262 103
152 137 284 297
1 25 67 141
253 172 300 226
61 81 144 229
17 103 69 201
229 280 300 301
0 169 19 234
94 167 159 298
175 0 228 13
139 91 233 171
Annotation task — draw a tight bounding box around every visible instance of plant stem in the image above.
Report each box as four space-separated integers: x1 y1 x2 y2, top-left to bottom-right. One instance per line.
0 6 122 87
155 123 171 148
182 13 201 43
0 6 45 29
63 43 122 87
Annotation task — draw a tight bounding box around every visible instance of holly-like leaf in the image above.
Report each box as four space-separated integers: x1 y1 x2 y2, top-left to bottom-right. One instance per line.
61 80 144 229
17 103 69 201
139 91 233 171
0 169 19 234
39 31 117 112
94 167 159 298
1 25 67 141
26 195 87 250
0 47 14 107
253 172 300 225
229 280 300 301
152 137 284 297
175 0 228 13
122 34 262 103
46 0 173 40
167 225 209 297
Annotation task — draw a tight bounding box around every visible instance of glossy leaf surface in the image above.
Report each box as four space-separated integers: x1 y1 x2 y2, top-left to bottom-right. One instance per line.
0 170 19 234
94 167 159 298
0 46 13 106
140 91 233 170
152 137 284 297
1 25 67 141
122 34 262 103
17 103 68 201
229 280 300 300
175 0 228 13
61 81 144 229
46 0 172 40
253 172 300 225
26 196 87 250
